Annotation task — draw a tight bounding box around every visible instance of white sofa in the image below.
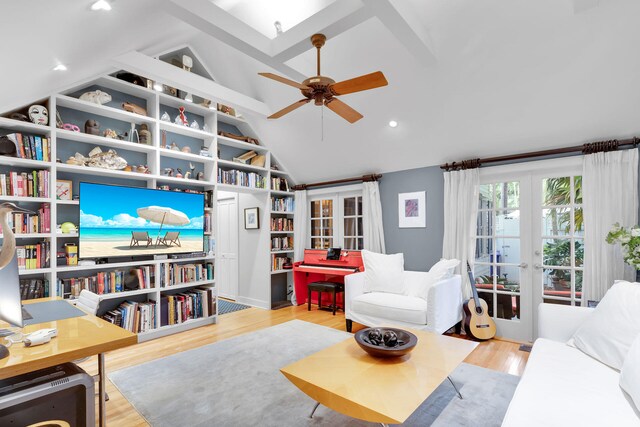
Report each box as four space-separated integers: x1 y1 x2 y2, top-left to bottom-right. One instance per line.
502 303 640 427
344 271 463 334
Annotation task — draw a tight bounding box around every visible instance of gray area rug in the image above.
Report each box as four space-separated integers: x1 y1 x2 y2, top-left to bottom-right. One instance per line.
217 299 251 315
109 320 519 426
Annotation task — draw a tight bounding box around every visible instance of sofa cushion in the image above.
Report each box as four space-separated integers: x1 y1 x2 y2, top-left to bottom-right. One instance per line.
351 292 428 325
502 338 640 427
404 271 436 300
429 258 460 281
571 280 640 370
361 250 405 295
620 334 640 412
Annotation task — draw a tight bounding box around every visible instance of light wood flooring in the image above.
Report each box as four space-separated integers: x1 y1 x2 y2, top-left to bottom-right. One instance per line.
79 304 529 426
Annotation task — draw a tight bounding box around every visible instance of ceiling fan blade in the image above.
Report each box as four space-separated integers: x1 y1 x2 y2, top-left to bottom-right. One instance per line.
268 99 311 119
324 98 363 123
258 73 310 90
329 71 388 96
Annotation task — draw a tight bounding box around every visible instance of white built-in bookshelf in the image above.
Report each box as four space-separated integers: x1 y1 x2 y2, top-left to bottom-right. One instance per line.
0 71 296 340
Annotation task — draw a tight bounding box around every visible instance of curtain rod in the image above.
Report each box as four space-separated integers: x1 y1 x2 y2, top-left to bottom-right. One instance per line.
440 137 640 171
292 174 382 191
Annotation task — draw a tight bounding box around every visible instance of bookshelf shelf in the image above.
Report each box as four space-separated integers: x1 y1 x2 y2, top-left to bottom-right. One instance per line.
271 269 290 275
56 233 79 238
270 250 294 254
158 147 215 163
156 175 211 187
0 196 50 203
217 159 267 173
56 200 79 205
158 92 214 115
2 233 51 239
160 279 215 291
56 128 156 154
56 163 153 181
56 259 158 272
269 169 290 177
217 135 268 153
216 112 247 126
216 183 268 194
0 117 52 134
0 157 52 169
56 95 154 125
270 190 293 197
19 268 53 275
159 121 214 140
96 75 157 100
91 287 158 300
270 210 295 215
270 231 294 234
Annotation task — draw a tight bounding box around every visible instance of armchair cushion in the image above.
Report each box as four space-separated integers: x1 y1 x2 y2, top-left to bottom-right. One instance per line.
429 258 460 279
571 280 640 370
361 250 405 295
351 292 428 325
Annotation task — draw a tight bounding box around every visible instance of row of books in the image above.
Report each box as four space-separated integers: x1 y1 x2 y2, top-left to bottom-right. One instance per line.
271 236 293 251
272 254 291 271
204 235 215 253
57 266 154 299
271 177 291 192
159 262 214 287
20 278 49 300
218 168 266 189
271 217 293 232
160 286 216 326
4 133 51 161
271 196 294 212
102 300 156 333
1 204 51 234
16 241 50 270
0 170 50 198
204 190 214 208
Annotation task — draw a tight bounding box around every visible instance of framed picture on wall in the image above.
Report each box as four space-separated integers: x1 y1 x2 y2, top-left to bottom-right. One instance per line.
398 191 426 228
244 207 260 229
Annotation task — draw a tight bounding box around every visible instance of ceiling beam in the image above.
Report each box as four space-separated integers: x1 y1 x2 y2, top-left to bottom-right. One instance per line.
271 0 372 63
163 0 307 82
112 50 270 116
361 0 437 67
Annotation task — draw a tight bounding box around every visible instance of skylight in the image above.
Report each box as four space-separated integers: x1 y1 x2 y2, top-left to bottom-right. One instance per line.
211 0 336 39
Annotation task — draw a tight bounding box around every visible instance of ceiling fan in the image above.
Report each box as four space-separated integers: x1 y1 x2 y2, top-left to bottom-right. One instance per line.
259 33 388 124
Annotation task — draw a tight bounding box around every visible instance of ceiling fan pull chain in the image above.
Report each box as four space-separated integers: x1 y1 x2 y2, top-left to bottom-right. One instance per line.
321 105 324 141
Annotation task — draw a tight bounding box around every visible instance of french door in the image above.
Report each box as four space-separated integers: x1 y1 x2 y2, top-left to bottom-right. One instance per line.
476 158 582 342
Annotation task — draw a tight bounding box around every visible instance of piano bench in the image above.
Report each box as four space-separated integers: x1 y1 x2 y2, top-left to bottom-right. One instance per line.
307 281 345 315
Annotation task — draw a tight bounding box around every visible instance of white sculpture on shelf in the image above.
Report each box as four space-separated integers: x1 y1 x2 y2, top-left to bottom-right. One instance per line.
0 203 34 268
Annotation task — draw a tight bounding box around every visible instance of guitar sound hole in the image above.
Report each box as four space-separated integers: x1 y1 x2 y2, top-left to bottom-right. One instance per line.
475 307 483 315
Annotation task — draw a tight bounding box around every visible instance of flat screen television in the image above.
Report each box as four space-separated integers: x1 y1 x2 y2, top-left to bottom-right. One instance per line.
79 182 205 259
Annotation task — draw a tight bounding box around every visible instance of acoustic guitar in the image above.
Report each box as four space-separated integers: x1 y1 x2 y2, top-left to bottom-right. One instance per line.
463 262 497 341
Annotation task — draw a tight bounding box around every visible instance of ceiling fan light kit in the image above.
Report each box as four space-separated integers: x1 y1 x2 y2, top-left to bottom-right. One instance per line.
259 33 388 124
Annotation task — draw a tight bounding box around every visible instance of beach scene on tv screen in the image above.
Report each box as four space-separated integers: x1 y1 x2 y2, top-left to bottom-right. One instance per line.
79 184 204 258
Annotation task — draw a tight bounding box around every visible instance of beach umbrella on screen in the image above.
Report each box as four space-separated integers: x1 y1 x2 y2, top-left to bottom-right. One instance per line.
136 206 189 246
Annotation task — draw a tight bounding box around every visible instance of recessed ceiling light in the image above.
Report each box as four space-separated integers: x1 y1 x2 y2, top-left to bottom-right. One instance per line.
53 64 67 71
153 82 163 91
91 0 112 11
388 120 398 128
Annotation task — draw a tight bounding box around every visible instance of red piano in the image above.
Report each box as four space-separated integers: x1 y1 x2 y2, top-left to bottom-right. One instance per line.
293 249 364 308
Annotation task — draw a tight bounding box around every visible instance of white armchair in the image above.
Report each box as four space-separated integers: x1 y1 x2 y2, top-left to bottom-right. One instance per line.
345 271 463 334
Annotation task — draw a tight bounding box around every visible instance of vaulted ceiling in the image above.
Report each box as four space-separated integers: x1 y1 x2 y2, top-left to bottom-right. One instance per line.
1 0 639 183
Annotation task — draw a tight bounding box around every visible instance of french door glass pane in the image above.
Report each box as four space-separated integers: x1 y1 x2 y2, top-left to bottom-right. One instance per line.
543 177 571 206
322 200 332 216
311 201 321 217
479 184 493 209
477 211 492 236
357 198 362 215
311 219 321 236
357 238 364 250
497 266 520 293
495 182 520 208
475 238 493 262
496 237 520 264
344 238 356 250
496 210 519 236
344 198 356 216
574 176 583 203
542 208 571 236
344 218 355 236
543 238 572 267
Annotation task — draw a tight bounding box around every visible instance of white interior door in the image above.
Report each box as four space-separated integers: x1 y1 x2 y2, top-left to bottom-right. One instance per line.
217 196 239 300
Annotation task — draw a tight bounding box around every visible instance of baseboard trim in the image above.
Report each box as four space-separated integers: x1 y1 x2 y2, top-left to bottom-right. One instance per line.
235 296 270 310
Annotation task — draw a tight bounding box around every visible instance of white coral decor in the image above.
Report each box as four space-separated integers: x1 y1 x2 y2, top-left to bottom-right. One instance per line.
607 223 640 268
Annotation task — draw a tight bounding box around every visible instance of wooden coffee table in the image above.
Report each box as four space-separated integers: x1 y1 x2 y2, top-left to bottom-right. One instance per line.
281 329 478 426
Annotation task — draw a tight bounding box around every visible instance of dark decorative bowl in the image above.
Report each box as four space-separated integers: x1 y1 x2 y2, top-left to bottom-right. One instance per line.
354 327 418 358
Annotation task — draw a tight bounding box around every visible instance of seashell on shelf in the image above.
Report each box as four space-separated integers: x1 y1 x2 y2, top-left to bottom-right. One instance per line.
85 147 128 170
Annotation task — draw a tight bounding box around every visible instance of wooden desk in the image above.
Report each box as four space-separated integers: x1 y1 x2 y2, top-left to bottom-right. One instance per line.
0 298 137 427
281 329 477 425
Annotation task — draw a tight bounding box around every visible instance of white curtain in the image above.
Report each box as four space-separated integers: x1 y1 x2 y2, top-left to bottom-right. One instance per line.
292 190 308 305
442 169 480 300
582 149 638 304
362 181 386 253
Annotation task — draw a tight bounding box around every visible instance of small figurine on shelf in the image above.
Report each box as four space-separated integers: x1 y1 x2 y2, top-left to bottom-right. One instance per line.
188 162 195 179
175 168 183 178
160 111 171 122
139 124 151 145
197 171 205 180
161 130 167 148
84 119 100 135
170 142 180 151
136 165 149 174
190 119 200 130
181 146 191 153
163 168 173 177
79 90 112 105
175 106 188 126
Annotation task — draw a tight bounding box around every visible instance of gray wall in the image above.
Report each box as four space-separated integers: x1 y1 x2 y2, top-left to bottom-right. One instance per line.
379 165 444 271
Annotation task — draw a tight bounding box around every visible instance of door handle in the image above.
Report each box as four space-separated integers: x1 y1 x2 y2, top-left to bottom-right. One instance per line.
519 263 528 269
534 264 543 270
